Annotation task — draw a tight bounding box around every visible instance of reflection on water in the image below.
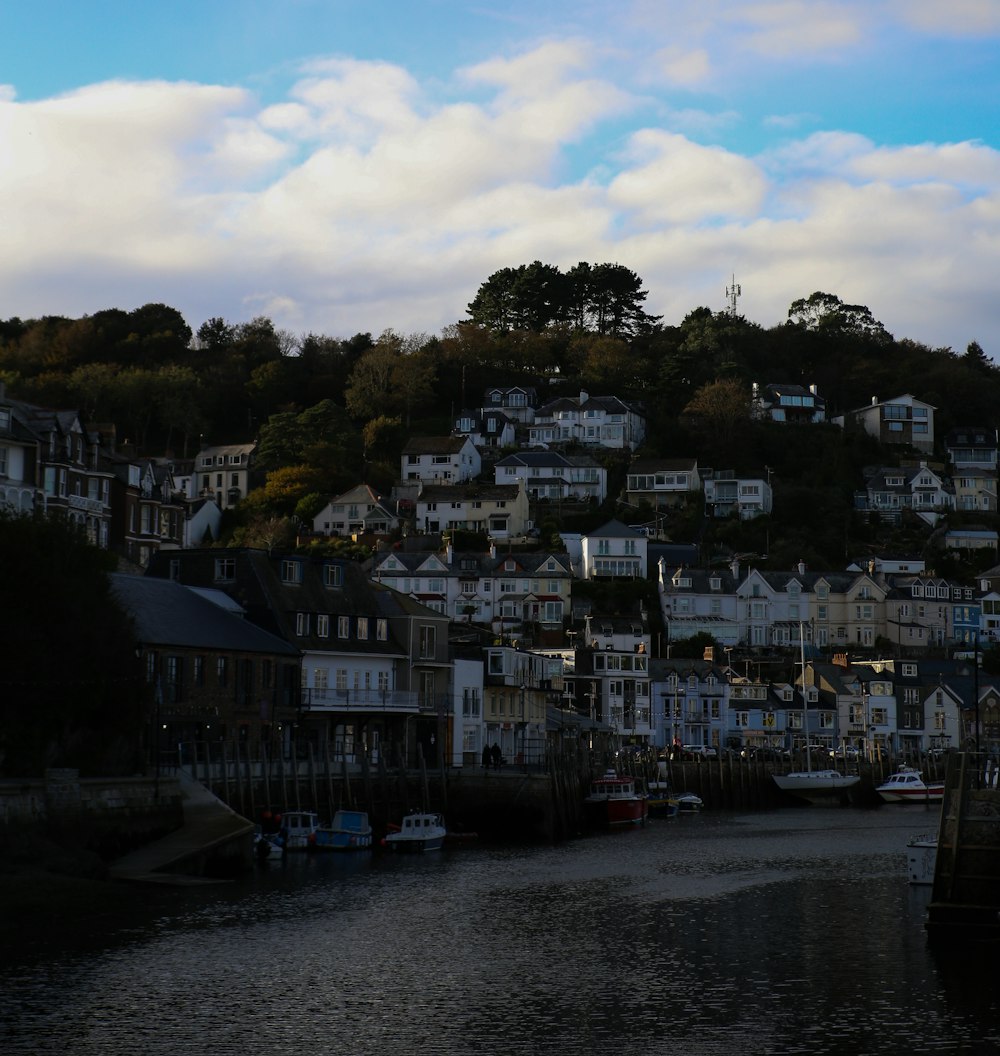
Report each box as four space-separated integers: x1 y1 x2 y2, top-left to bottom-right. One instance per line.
2 809 997 1056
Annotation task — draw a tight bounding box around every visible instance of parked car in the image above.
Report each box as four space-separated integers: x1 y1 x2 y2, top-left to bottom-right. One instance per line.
680 744 717 760
829 745 860 760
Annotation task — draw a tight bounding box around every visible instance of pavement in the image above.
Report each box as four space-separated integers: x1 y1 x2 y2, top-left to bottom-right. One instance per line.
109 769 254 885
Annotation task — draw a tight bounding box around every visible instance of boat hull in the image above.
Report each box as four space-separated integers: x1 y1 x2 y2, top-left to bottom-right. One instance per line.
384 834 445 853
773 770 860 802
584 798 649 827
878 786 944 804
313 810 373 851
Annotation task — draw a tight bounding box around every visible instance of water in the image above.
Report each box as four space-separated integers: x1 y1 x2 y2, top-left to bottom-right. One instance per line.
2 808 997 1055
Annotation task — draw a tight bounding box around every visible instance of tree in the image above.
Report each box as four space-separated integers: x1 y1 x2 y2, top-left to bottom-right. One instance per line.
0 511 144 777
787 291 892 344
682 378 753 452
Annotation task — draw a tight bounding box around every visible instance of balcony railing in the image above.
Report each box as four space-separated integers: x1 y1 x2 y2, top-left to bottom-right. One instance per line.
300 688 418 711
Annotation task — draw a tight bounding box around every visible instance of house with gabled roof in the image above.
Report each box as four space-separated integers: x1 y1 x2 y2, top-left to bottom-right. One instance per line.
312 483 400 538
372 540 573 643
415 480 529 538
401 435 480 484
494 450 607 502
944 427 998 469
191 442 257 509
529 391 645 451
833 393 935 453
145 547 452 768
580 520 648 579
857 461 953 524
483 385 538 424
452 408 517 449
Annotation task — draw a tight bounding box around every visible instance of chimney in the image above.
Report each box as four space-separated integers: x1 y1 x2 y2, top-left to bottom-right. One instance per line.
872 396 878 405
832 653 849 668
489 539 496 559
797 559 806 576
703 646 714 662
446 542 454 566
730 557 741 580
809 383 817 395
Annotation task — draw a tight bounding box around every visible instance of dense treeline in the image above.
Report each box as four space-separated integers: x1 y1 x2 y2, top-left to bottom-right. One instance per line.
1 275 998 569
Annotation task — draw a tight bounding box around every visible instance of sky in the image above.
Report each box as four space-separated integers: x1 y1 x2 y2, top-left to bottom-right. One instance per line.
1 0 999 354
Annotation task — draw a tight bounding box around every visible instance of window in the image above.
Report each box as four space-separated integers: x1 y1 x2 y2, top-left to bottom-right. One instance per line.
338 616 350 638
357 617 369 640
214 557 235 581
296 612 310 636
317 614 330 638
324 564 343 588
217 657 228 687
419 625 436 658
281 559 302 584
376 618 388 641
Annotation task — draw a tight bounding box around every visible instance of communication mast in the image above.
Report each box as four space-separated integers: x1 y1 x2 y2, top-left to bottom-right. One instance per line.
725 274 742 318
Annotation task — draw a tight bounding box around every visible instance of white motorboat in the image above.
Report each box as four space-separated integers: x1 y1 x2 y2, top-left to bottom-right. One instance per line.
384 811 447 853
876 768 944 804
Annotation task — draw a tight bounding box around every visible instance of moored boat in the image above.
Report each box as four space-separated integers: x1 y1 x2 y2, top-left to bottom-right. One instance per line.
584 769 648 828
384 811 447 853
876 768 944 804
313 809 373 851
275 811 320 852
772 769 861 802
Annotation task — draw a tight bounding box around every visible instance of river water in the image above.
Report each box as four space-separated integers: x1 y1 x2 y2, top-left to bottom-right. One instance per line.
2 807 997 1056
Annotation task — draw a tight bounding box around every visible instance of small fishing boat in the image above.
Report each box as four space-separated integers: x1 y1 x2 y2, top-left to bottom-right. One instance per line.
384 811 447 853
671 790 704 812
313 810 373 851
584 770 648 828
877 768 944 804
773 769 861 802
646 782 680 817
906 833 937 885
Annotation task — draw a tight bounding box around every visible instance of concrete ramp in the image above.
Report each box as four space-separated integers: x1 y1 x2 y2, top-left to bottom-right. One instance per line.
110 769 254 885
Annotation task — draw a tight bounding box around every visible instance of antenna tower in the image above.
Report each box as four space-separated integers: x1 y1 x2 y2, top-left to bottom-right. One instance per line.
725 274 742 318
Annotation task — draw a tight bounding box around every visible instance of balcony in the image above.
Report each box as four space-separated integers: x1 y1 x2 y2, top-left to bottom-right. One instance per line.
300 688 418 712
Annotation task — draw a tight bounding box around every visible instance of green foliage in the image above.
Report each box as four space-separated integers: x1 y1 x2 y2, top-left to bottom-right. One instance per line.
668 631 720 660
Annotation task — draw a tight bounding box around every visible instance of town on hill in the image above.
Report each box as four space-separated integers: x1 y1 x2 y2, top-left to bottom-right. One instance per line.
2 274 999 778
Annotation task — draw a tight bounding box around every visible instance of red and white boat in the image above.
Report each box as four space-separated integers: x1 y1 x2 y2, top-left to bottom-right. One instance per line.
876 767 944 804
584 770 648 828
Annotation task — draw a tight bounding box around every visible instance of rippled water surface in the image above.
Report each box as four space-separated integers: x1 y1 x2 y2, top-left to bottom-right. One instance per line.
2 809 997 1055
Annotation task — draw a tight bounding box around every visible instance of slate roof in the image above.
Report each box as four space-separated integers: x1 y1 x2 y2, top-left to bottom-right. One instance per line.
417 482 521 503
402 436 471 455
110 573 298 655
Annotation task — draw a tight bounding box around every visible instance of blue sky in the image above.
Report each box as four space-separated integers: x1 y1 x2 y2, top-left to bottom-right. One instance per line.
2 0 999 352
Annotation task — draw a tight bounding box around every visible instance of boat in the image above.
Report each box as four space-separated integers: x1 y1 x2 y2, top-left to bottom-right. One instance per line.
876 768 944 804
773 769 861 801
646 782 680 817
253 828 284 861
383 811 447 853
312 809 373 851
907 833 938 885
671 790 704 812
583 769 649 828
274 810 320 852
772 626 861 803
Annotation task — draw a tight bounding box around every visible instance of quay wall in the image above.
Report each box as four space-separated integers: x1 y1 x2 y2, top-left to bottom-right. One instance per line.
0 768 183 858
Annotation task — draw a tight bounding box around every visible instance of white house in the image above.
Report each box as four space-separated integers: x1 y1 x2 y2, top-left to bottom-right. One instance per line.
625 458 701 510
313 483 399 537
703 471 772 519
452 409 517 449
833 393 935 453
415 480 529 538
401 436 481 484
529 391 645 451
580 520 648 579
494 451 607 502
192 442 257 509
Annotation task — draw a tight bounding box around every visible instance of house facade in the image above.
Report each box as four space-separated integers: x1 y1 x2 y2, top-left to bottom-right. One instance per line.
752 382 826 424
401 436 481 484
580 520 648 579
703 471 773 519
625 458 701 510
415 480 529 538
528 392 645 451
834 393 935 453
494 451 607 503
312 484 400 538
190 443 257 510
452 408 517 449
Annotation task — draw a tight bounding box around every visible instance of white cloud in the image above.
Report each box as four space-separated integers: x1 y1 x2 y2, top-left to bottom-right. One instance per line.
890 0 1000 35
650 46 712 87
608 130 768 223
729 2 864 57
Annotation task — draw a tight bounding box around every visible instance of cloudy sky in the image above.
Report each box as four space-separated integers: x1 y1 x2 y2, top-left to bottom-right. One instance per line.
2 0 999 352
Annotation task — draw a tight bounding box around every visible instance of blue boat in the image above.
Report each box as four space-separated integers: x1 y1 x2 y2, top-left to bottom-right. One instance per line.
313 810 373 851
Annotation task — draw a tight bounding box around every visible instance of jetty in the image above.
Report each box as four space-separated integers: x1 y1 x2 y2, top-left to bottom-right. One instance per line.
925 753 1000 947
